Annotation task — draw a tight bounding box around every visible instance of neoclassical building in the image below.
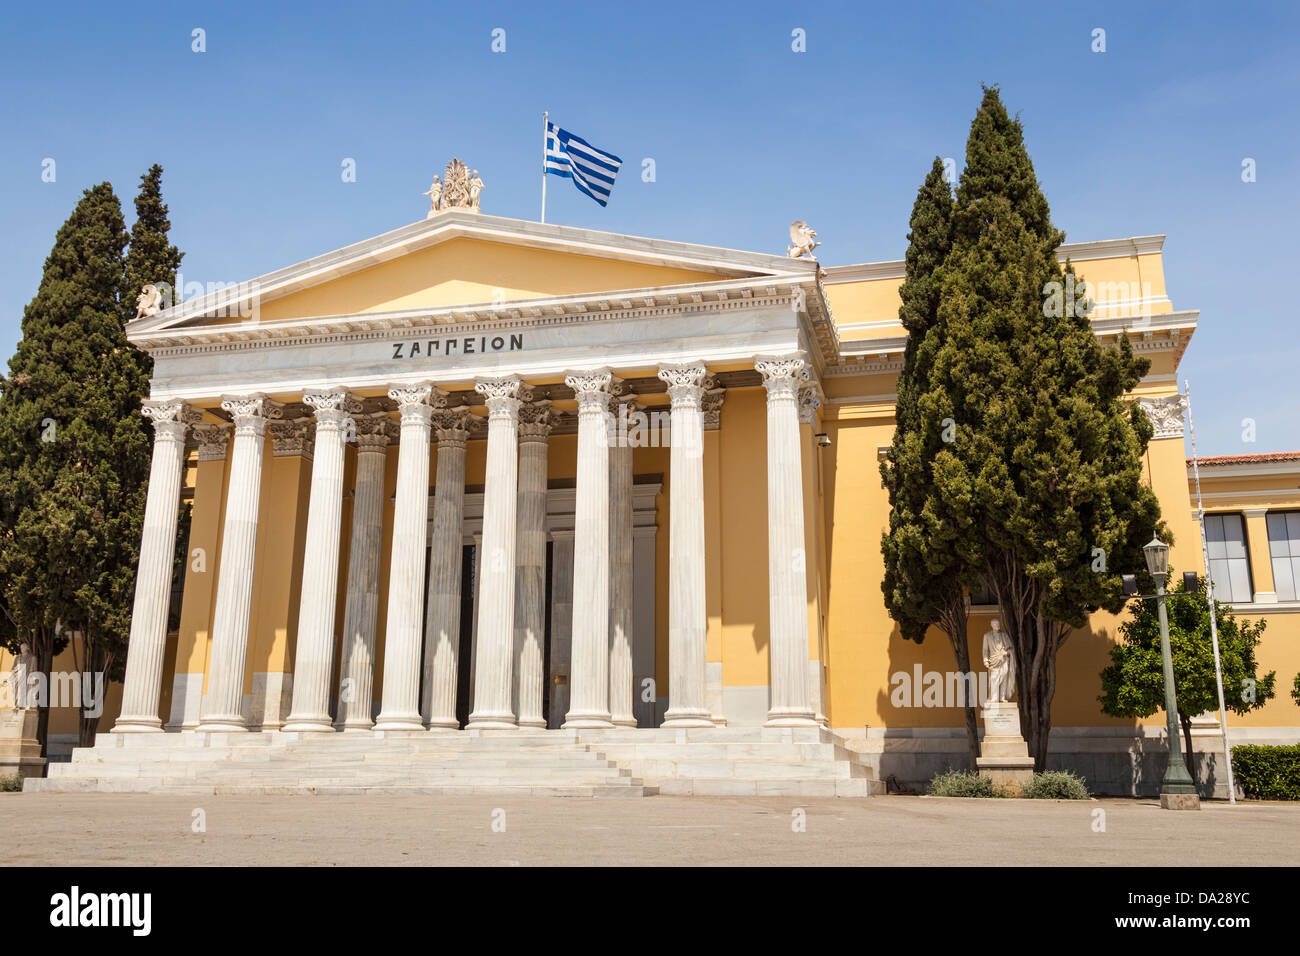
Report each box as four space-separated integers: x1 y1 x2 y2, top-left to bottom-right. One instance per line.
10 194 1300 796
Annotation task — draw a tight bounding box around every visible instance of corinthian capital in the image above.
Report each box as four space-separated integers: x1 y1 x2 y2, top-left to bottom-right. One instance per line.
221 395 284 438
755 355 810 400
657 363 708 406
564 370 614 412
1137 394 1189 440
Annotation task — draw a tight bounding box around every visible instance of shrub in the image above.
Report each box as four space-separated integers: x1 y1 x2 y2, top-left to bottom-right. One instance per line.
1231 745 1300 800
928 769 995 798
1022 770 1089 800
0 775 22 793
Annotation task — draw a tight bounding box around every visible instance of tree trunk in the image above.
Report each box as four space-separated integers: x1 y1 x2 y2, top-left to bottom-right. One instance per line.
1179 710 1197 782
947 630 981 770
34 641 52 758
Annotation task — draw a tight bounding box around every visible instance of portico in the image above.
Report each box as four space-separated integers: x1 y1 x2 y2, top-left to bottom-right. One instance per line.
113 210 839 739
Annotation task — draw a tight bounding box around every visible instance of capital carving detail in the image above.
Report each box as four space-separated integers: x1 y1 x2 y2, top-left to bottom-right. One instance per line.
565 371 614 413
1137 394 1188 440
519 401 557 441
475 376 526 420
433 409 474 446
756 356 810 401
702 388 727 431
657 363 708 407
353 413 397 451
269 417 315 458
221 395 284 439
142 400 190 443
191 423 232 461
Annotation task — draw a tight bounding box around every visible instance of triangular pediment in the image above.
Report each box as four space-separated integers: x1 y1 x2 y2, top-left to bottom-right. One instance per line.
130 211 814 334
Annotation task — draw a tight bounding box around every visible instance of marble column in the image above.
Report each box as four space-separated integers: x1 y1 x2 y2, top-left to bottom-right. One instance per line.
657 364 714 727
421 409 473 729
563 370 615 728
608 397 638 727
281 391 358 732
113 401 199 732
514 400 555 729
468 376 525 729
757 356 818 727
374 383 440 732
197 395 283 732
335 413 396 731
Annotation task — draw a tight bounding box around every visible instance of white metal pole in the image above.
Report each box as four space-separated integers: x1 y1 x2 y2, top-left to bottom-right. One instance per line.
1185 379 1237 805
541 111 549 224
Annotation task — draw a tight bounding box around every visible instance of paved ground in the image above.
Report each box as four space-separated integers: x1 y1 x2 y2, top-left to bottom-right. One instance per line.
2 793 1297 866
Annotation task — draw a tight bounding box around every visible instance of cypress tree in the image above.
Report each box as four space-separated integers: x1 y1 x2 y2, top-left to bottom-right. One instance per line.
928 87 1164 769
0 183 130 751
882 157 984 768
70 167 183 743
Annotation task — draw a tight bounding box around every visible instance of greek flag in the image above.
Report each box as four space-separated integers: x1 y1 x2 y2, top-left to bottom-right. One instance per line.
545 121 622 207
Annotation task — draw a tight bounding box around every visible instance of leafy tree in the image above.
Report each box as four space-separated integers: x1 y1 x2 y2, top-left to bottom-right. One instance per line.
926 87 1163 769
882 158 984 768
1290 672 1299 707
0 183 128 752
1100 574 1275 777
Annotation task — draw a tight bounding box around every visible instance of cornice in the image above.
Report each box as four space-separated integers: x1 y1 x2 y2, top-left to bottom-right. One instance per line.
822 235 1168 285
128 210 815 334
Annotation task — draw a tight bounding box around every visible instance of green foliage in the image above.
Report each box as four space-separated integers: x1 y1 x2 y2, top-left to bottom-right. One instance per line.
0 774 23 793
927 769 1001 797
0 167 182 747
1022 770 1089 799
1291 672 1299 706
1231 745 1300 800
882 157 977 643
904 86 1165 769
1099 575 1275 722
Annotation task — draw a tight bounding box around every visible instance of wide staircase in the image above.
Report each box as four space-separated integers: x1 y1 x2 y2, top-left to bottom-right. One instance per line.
24 726 883 797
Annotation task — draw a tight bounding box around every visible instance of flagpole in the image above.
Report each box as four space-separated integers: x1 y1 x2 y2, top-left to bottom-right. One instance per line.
541 111 548 224
1185 379 1237 805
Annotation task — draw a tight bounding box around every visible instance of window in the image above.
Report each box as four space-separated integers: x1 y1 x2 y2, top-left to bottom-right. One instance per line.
1204 514 1254 603
1266 511 1300 602
969 577 997 607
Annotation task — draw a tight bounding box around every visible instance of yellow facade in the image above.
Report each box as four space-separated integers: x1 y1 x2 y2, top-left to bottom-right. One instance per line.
12 223 1299 764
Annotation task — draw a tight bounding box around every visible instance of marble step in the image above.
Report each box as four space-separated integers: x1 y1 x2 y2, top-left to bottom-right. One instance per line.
652 776 883 797
594 758 873 779
25 777 656 797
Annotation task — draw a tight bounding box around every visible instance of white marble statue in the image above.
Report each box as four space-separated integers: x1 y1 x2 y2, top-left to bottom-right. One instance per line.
134 284 162 318
786 221 820 259
982 619 1016 703
9 643 34 710
423 177 443 218
468 170 484 209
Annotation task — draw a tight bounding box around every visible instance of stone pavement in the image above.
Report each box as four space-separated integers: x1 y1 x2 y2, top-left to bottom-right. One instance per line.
2 793 1296 866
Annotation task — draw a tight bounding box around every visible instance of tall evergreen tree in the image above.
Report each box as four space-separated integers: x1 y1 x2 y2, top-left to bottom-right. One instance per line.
70 166 182 743
882 157 983 768
0 183 130 751
927 88 1164 768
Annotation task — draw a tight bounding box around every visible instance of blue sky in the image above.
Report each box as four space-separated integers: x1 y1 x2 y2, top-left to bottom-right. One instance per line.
1 0 1296 456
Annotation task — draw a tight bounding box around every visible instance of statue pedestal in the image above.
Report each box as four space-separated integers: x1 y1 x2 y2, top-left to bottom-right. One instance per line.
976 702 1034 789
0 708 45 782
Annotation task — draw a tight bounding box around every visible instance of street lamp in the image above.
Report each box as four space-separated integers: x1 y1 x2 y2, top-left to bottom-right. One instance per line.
1143 535 1201 810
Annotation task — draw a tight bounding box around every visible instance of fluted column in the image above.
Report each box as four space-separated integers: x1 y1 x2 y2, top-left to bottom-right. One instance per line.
514 401 555 729
657 365 713 727
374 383 440 732
197 395 283 732
563 370 615 728
282 391 359 732
113 401 199 732
757 356 817 727
335 413 396 730
608 397 637 727
421 409 473 729
468 376 525 729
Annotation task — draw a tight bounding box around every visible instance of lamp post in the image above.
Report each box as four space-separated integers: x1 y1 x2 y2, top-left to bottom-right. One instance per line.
1143 535 1201 810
